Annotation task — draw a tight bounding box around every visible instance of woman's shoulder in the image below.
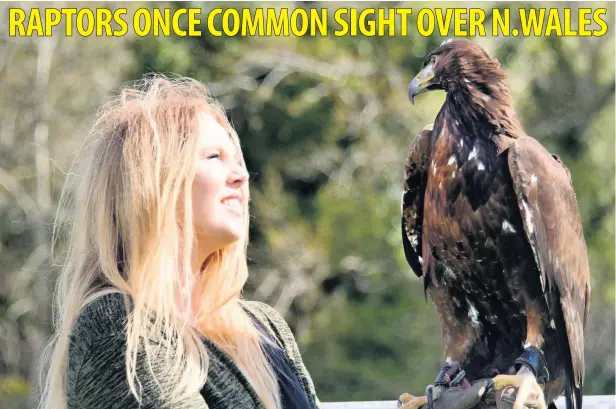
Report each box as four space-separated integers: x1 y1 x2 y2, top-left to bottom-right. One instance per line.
66 292 134 407
70 291 130 343
67 291 131 381
241 300 282 319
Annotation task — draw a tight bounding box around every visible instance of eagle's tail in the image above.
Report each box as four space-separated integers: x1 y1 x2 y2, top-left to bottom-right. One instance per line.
547 292 583 409
565 382 582 409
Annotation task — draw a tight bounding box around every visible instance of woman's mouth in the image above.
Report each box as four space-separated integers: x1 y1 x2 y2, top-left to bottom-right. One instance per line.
221 197 243 214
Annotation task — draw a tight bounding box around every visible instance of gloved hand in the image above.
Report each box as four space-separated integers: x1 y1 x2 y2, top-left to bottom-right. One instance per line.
397 379 493 409
397 376 546 409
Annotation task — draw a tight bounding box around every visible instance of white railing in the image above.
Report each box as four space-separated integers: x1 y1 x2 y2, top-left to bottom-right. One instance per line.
322 395 616 409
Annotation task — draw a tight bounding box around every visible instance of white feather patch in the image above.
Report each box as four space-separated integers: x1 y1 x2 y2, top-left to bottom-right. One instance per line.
468 303 480 324
409 233 419 248
502 220 517 233
521 199 534 234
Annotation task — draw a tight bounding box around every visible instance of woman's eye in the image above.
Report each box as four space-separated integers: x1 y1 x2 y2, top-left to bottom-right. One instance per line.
206 153 220 160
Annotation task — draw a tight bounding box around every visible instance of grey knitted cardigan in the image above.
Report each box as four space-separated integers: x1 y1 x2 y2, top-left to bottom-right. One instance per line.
66 292 322 409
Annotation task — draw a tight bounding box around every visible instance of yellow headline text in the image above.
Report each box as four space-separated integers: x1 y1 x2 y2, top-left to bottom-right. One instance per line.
8 7 609 38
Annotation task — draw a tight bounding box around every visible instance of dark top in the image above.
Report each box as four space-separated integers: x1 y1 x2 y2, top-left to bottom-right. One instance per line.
250 313 314 409
66 292 322 409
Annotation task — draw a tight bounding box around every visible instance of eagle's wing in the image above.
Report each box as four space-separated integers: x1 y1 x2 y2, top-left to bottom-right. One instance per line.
402 124 434 277
506 135 590 407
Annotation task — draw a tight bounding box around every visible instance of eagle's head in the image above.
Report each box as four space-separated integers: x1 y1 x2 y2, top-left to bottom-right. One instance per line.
408 39 506 104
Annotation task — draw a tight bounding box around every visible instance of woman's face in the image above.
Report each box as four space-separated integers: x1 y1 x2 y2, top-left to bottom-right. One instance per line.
191 112 249 263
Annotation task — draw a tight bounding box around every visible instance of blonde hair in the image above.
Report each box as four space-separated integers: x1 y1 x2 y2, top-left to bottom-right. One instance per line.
38 74 281 409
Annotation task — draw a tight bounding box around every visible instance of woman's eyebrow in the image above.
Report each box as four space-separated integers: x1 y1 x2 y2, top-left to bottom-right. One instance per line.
199 143 218 152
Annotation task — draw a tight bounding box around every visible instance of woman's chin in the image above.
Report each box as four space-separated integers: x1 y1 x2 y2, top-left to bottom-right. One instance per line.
194 225 244 256
215 225 245 247
223 230 243 245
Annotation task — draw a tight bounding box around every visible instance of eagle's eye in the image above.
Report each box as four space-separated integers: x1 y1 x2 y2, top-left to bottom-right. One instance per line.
423 54 438 69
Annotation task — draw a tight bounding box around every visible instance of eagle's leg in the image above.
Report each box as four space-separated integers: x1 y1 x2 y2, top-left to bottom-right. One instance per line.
489 305 549 409
516 303 550 385
424 286 476 409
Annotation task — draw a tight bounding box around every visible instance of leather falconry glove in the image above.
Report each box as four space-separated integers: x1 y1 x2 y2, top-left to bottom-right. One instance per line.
397 377 546 409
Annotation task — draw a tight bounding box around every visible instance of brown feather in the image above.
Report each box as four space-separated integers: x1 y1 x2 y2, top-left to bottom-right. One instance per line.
402 124 434 279
507 135 591 391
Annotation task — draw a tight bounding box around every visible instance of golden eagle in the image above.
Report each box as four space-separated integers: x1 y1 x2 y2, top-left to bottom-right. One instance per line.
402 39 590 409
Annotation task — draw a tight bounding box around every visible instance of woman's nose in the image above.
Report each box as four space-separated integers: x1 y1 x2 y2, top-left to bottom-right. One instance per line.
228 163 249 186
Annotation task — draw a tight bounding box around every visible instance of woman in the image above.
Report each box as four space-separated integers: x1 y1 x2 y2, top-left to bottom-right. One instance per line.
37 75 321 409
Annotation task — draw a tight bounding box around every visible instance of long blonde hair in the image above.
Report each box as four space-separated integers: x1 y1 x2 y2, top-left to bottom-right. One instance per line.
38 74 281 409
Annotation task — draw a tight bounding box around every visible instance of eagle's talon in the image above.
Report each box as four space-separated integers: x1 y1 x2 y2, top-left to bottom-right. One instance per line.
426 385 434 409
397 392 428 409
492 374 547 409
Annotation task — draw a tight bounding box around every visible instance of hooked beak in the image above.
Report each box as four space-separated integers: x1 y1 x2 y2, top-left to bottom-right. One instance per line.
408 64 436 105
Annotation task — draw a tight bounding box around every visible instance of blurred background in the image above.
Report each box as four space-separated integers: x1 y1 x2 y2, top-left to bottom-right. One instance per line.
0 1 614 408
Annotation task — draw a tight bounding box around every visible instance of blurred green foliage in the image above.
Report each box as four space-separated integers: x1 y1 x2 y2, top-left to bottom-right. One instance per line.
0 376 31 408
0 1 614 407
